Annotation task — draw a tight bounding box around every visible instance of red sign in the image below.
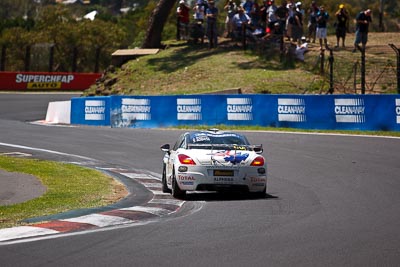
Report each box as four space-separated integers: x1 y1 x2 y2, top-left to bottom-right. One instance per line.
0 71 102 91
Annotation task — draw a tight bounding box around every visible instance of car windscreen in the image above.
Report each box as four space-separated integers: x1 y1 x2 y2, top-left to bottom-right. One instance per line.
188 132 249 146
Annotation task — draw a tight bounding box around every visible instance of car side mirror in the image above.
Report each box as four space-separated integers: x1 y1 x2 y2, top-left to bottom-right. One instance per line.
160 144 170 152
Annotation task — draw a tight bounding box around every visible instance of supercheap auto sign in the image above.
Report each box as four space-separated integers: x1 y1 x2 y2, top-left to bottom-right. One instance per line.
0 71 101 90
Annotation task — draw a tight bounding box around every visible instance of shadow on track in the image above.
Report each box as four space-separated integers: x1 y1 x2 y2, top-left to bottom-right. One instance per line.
182 192 278 202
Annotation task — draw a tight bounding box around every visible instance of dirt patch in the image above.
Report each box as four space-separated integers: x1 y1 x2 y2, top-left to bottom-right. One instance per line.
0 169 47 206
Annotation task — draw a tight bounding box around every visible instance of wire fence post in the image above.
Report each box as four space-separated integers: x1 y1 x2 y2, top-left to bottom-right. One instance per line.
389 44 400 94
361 49 366 94
328 48 334 94
356 45 366 94
319 49 325 75
353 62 358 93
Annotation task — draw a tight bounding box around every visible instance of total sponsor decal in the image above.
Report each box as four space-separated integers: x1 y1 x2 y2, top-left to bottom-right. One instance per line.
178 175 196 181
121 98 151 121
85 100 105 120
177 98 202 120
278 98 306 122
396 99 400 124
178 175 195 186
16 73 74 90
250 177 266 187
227 98 253 121
334 98 365 123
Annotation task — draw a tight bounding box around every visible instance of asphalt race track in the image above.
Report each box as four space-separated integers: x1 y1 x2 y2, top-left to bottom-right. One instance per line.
1 93 400 266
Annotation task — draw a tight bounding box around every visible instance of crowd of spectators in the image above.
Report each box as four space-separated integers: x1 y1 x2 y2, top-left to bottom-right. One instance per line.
176 0 372 55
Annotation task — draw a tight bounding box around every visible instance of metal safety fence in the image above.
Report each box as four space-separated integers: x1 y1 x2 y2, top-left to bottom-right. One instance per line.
0 43 105 73
317 44 400 94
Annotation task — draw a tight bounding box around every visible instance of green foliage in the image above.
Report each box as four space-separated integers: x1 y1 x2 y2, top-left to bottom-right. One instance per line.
0 0 398 72
0 155 123 228
0 3 127 72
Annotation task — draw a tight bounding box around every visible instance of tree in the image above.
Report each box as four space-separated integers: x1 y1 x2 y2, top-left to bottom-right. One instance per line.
141 0 176 48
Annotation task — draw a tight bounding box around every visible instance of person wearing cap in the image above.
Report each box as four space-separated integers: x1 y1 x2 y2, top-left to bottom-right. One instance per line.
176 0 190 40
315 5 329 50
353 9 372 52
274 1 289 39
266 0 278 31
224 0 237 38
291 2 304 45
206 0 219 48
334 4 349 48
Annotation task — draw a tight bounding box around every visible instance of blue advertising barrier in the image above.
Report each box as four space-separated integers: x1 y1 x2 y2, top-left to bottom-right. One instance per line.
70 95 400 131
70 96 111 126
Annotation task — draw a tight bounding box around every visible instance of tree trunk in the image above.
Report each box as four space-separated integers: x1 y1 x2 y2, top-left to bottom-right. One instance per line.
141 0 177 48
379 0 385 32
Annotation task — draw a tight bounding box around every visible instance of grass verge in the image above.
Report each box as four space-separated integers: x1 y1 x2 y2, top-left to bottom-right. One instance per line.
0 155 127 229
85 33 400 96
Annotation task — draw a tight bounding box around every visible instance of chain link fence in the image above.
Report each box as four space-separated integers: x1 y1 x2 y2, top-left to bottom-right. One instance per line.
0 44 105 73
318 44 399 94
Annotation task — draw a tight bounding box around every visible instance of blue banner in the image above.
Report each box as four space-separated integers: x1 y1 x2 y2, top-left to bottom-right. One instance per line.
70 96 110 126
70 95 400 131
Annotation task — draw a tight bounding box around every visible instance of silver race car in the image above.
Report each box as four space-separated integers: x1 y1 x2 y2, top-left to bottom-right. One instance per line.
160 129 267 199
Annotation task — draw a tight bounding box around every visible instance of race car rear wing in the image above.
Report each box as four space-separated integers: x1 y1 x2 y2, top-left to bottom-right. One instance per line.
187 143 263 154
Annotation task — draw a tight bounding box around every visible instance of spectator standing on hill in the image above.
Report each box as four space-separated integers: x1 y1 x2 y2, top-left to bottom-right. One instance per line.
353 9 372 52
316 5 329 50
177 0 190 40
224 0 237 37
250 0 261 27
286 2 295 41
275 1 288 39
232 6 256 41
232 6 252 31
206 0 219 48
266 0 278 32
260 0 271 32
242 0 255 17
334 4 348 48
291 2 304 45
307 1 318 43
193 1 205 23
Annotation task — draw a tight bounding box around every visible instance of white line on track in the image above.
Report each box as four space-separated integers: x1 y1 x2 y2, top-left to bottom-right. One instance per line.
0 226 59 242
0 142 96 161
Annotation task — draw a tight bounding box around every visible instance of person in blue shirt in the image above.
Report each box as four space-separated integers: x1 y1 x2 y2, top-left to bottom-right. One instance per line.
206 0 219 48
315 5 329 50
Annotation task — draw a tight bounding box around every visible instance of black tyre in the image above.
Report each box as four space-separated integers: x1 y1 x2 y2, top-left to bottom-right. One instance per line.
162 163 171 193
172 170 186 199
